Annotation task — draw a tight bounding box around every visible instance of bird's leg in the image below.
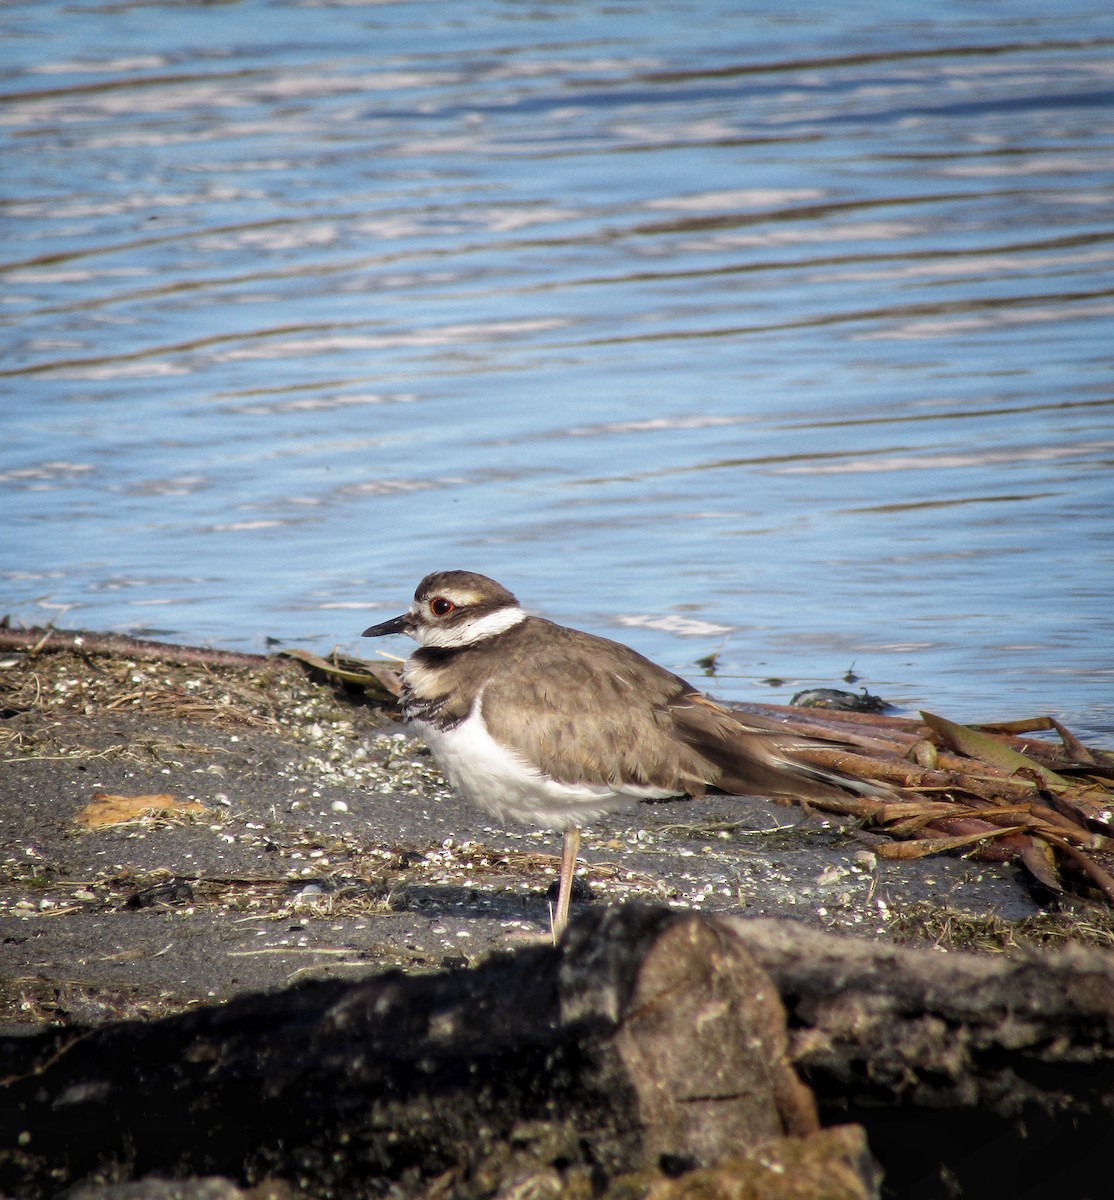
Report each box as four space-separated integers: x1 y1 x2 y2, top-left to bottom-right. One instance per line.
552 826 581 940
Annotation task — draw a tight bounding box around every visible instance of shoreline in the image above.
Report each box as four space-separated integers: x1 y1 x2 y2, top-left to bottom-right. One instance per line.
2 626 1110 1034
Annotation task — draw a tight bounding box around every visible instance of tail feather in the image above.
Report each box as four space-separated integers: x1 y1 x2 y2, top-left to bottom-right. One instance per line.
673 693 895 803
767 752 894 800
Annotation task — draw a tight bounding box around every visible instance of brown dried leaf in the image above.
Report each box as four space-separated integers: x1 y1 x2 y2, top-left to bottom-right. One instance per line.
874 796 978 823
921 711 1072 787
1039 780 1114 836
283 648 401 700
74 792 209 830
1018 839 1062 894
976 715 1098 765
1039 835 1114 907
873 825 1028 860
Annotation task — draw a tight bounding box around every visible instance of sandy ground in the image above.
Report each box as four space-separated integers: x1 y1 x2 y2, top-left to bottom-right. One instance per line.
0 638 1071 1036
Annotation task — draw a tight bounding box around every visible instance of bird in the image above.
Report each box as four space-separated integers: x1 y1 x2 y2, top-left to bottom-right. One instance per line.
363 570 890 936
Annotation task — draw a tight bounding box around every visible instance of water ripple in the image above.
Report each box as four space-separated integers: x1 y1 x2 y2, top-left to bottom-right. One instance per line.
2 1 1112 733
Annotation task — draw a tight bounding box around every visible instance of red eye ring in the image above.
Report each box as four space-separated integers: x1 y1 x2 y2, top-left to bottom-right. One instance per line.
430 596 455 617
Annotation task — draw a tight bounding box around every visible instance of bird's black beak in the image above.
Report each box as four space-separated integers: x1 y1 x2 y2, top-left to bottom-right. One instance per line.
362 613 411 638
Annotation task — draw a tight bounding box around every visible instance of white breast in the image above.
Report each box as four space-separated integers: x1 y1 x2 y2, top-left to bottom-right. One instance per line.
413 696 676 831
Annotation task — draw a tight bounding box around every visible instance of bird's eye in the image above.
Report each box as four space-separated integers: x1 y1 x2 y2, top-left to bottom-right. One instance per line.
430 596 455 616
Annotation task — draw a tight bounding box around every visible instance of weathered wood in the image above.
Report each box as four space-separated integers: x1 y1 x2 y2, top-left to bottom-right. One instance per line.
0 908 837 1200
727 916 1114 1120
0 627 400 702
4 907 1114 1198
0 626 269 669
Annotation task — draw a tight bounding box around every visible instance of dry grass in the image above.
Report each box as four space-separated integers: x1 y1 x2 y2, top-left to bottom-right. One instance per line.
886 899 1114 952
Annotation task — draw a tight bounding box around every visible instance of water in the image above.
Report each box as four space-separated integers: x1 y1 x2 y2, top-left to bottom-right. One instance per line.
2 1 1112 737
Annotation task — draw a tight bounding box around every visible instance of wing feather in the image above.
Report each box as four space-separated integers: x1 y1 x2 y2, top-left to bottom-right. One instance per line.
478 620 712 796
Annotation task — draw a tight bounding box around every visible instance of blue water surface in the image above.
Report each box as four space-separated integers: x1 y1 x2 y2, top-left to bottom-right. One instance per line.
2 0 1112 735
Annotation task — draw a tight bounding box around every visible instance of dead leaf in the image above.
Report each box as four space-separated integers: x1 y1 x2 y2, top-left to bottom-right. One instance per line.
1040 835 1114 907
878 800 969 834
873 825 1028 860
1038 781 1114 838
283 648 401 700
74 792 209 830
921 711 1073 788
1018 839 1062 893
976 716 1098 765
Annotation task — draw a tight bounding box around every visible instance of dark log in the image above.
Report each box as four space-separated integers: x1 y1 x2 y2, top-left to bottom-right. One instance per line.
730 917 1114 1199
0 908 842 1200
727 916 1114 1118
4 907 1114 1200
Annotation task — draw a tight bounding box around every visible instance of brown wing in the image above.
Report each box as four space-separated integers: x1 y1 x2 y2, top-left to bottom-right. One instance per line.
478 619 717 795
481 618 889 803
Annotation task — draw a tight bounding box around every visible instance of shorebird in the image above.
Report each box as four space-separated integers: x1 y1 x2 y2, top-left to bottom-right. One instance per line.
363 570 887 935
